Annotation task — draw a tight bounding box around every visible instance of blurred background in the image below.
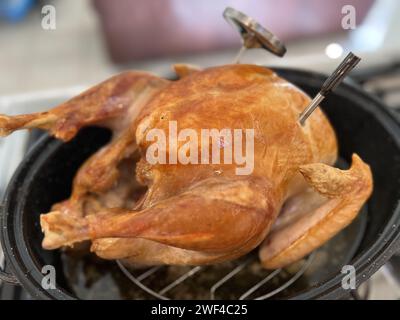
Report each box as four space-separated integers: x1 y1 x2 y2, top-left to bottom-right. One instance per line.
0 0 400 299
0 0 399 95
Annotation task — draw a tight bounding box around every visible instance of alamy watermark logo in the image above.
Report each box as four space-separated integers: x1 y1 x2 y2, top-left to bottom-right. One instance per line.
41 265 56 290
326 4 357 59
41 5 56 30
341 5 356 30
341 265 356 290
145 121 255 175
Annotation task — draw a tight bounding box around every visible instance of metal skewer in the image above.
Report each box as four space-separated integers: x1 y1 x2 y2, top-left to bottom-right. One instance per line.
232 45 247 64
223 7 286 63
299 52 361 125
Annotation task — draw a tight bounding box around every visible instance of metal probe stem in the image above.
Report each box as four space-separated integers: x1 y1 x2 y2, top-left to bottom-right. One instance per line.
299 52 361 125
299 93 325 126
233 45 247 64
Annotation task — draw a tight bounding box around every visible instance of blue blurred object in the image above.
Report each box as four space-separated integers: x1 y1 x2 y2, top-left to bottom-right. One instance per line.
0 0 35 22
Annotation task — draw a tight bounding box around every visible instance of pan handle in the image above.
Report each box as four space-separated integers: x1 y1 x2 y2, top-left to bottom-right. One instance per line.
0 266 19 285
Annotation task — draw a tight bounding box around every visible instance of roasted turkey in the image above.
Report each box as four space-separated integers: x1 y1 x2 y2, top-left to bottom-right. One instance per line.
0 64 373 269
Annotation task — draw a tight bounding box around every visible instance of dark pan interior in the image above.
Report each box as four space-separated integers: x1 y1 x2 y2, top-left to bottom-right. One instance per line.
2 68 400 299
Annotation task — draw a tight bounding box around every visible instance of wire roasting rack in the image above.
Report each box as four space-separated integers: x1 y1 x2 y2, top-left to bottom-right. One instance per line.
116 252 316 300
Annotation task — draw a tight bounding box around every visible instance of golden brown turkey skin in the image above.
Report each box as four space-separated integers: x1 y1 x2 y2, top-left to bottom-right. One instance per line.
0 64 373 269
